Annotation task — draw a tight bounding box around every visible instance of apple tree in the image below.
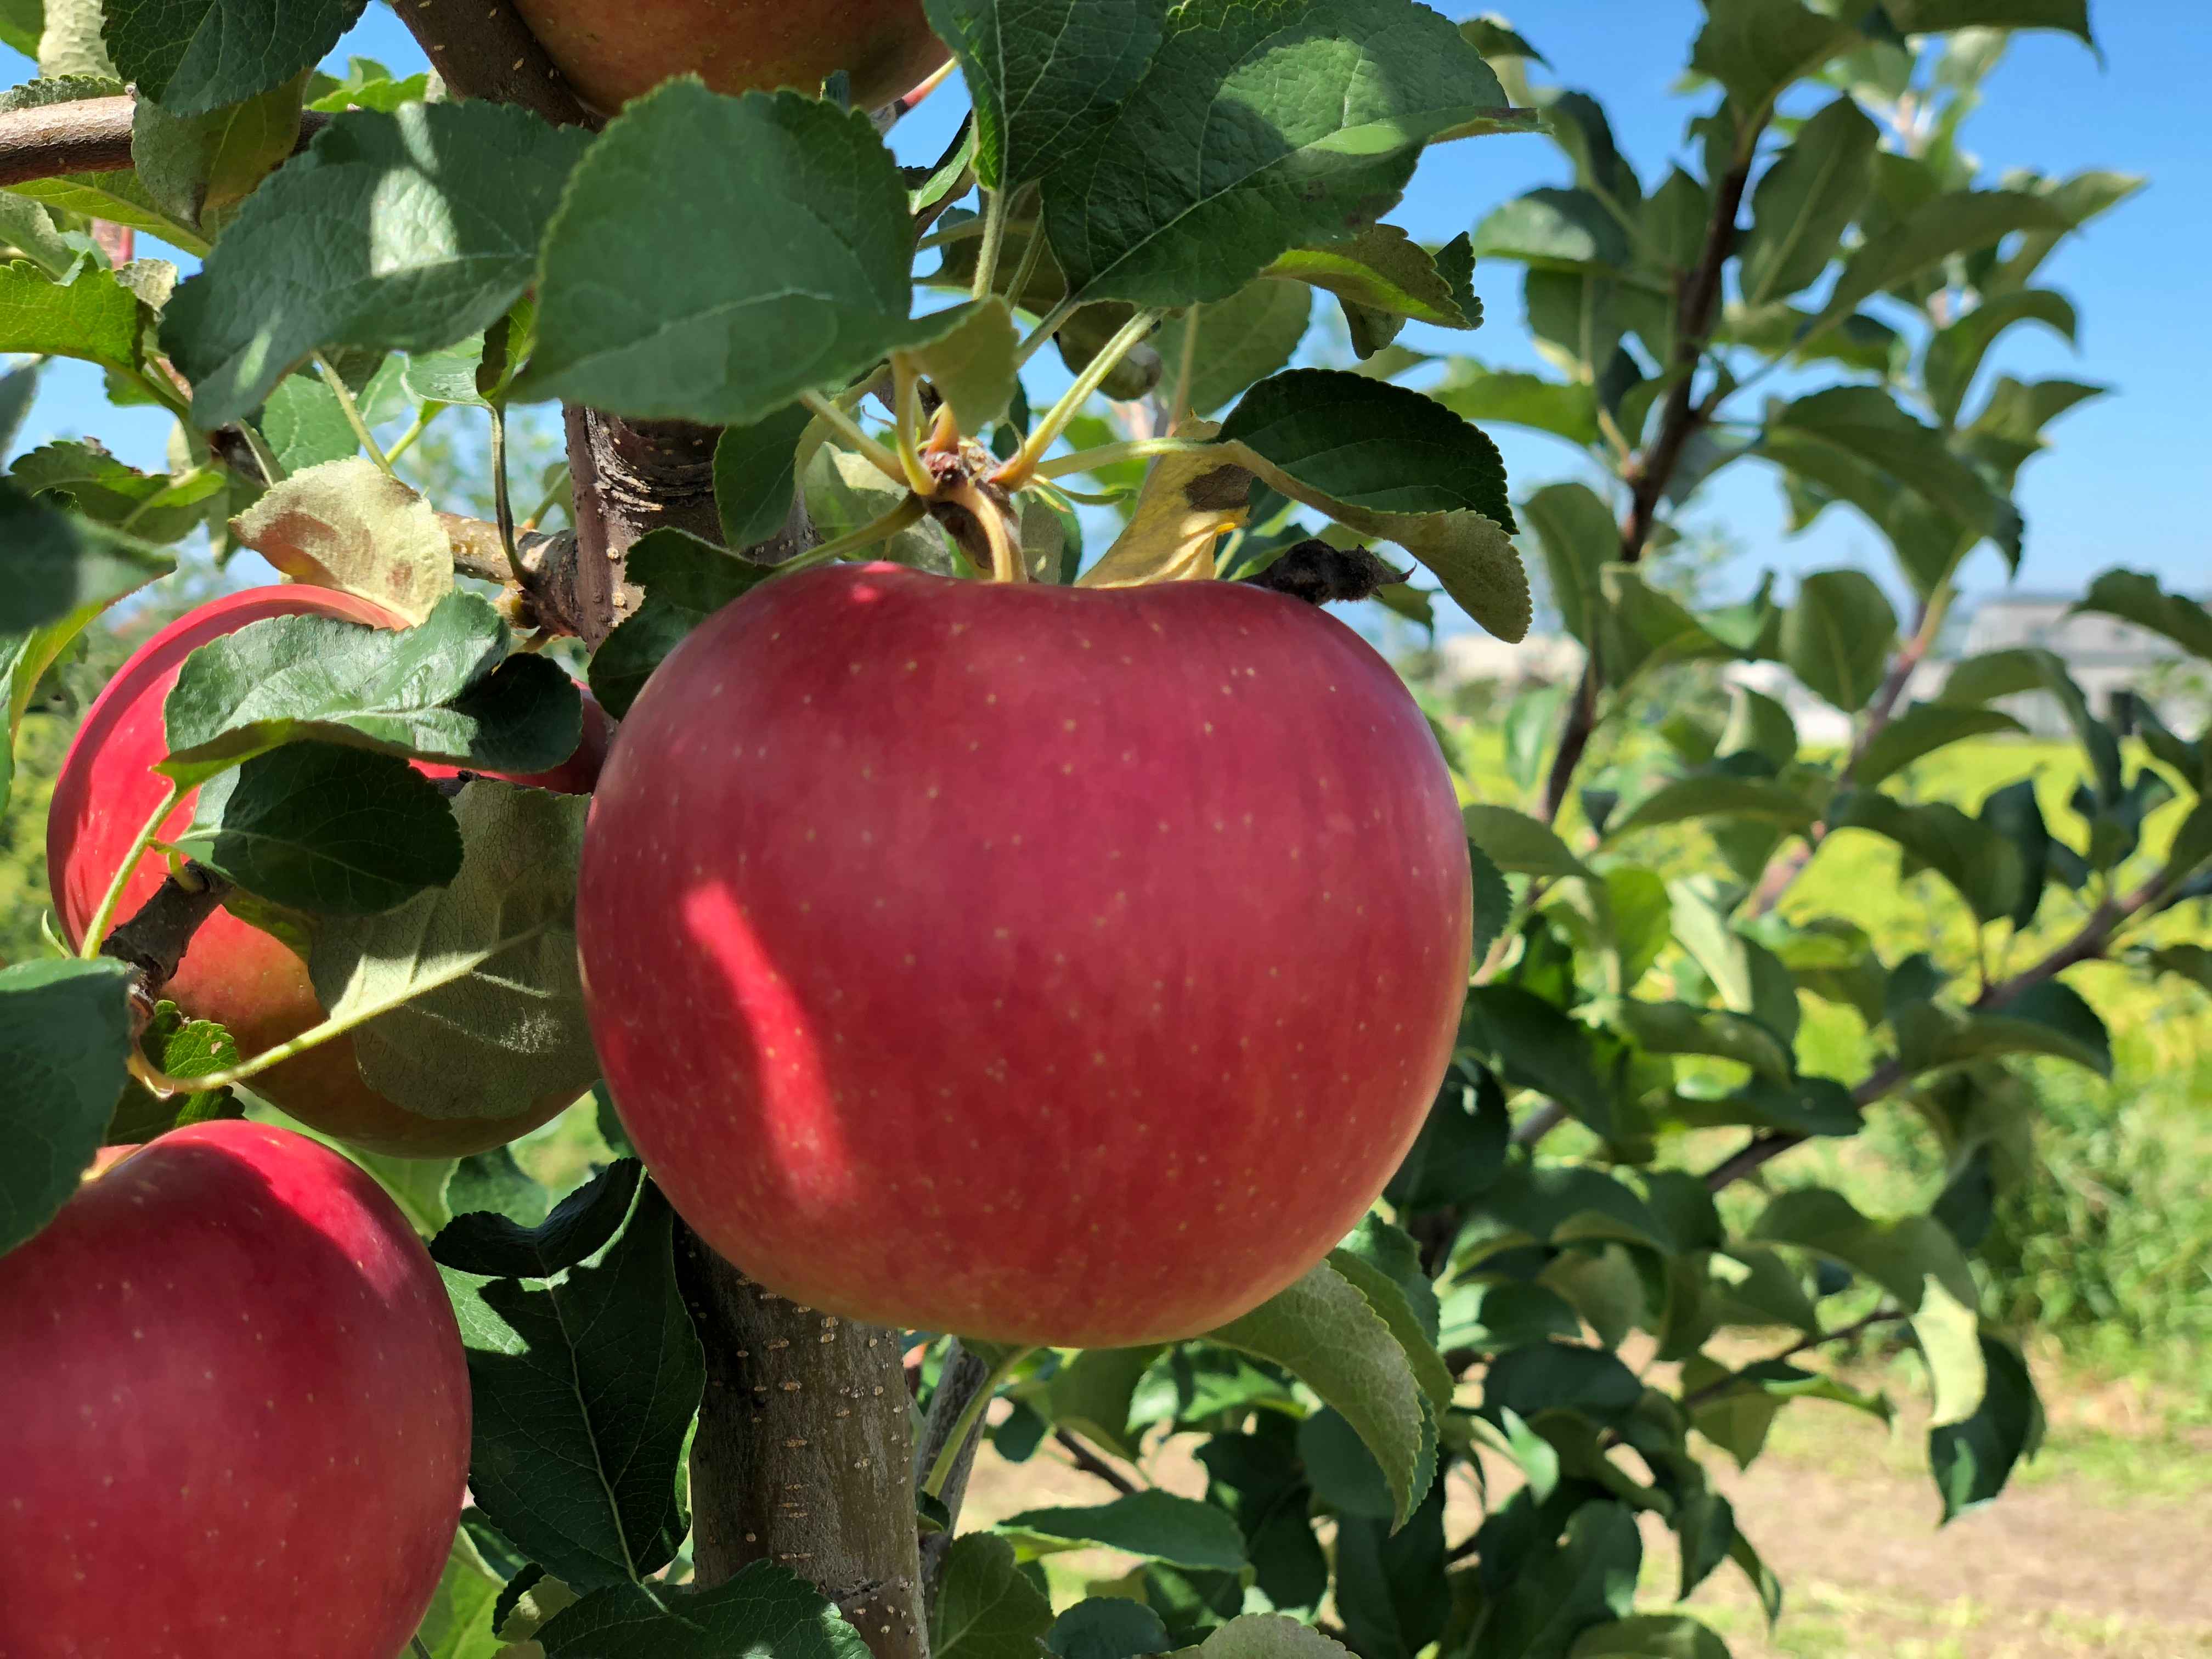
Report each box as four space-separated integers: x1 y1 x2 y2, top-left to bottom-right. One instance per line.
0 1 2202 1656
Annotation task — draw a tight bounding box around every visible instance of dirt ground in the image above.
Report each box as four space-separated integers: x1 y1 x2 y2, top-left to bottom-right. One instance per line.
961 1381 2212 1659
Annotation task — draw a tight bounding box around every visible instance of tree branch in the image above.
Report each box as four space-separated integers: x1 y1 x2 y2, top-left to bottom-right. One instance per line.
97 862 235 1035
390 0 600 127
1538 121 1767 826
0 96 327 188
1678 1308 1908 1413
912 1341 991 1616
1054 1429 1140 1495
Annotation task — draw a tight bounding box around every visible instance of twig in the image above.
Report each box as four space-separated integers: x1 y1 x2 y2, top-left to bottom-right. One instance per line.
913 1342 992 1616
1678 1309 1908 1412
0 96 328 188
98 864 236 1036
1054 1429 1139 1495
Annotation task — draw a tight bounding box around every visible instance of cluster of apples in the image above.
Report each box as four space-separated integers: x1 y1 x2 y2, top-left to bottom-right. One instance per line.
4 7 1478 1654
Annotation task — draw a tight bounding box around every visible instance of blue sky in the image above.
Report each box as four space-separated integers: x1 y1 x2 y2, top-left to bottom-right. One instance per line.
4 1 2200 611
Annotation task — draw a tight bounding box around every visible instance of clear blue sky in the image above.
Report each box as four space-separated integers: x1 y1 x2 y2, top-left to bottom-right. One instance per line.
4 1 2200 610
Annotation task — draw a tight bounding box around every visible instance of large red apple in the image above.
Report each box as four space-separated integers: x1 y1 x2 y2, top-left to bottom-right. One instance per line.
577 564 1472 1346
511 0 950 116
0 1119 469 1657
48 585 609 1159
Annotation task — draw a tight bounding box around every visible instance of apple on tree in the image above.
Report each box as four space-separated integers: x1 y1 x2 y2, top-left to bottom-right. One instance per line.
510 0 950 115
580 562 1474 1347
0 1119 470 1658
47 585 610 1160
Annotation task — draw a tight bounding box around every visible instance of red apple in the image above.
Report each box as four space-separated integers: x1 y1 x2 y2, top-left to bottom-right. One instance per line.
48 585 610 1159
511 0 950 116
0 1119 469 1657
577 565 1471 1346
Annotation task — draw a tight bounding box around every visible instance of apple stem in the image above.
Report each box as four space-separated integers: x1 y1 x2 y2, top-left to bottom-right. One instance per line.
1167 304 1203 431
919 1345 1034 1501
889 357 938 497
995 309 1165 491
79 783 183 962
313 351 394 476
800 390 911 490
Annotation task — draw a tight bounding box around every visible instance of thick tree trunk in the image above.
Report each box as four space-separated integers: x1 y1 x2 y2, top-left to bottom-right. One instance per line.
675 1228 928 1659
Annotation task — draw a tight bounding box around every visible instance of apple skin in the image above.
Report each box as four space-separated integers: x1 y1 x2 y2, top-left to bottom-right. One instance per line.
511 0 950 115
48 585 610 1159
0 1119 469 1658
577 564 1472 1346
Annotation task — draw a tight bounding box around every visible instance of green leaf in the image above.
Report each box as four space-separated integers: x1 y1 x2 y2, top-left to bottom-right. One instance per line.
1040 0 1509 308
407 1529 510 1659
1738 94 1878 306
590 529 777 720
0 191 80 280
905 295 1020 435
1668 1075 1861 1139
1829 791 2024 925
432 1159 645 1280
1471 188 1628 270
1893 982 2112 1080
1205 1259 1430 1529
1768 390 2011 559
1931 1334 2042 1523
1000 1491 1248 1572
0 261 157 380
926 0 1164 194
1925 289 2076 427
0 478 174 634
103 0 362 115
130 70 306 236
176 742 461 913
1216 370 1527 640
1047 1598 1172 1659
1430 360 1598 448
0 957 134 1257
524 84 978 425
1047 1344 1166 1462
444 1148 551 1227
1570 1615 1729 1659
536 1562 874 1659
1480 1501 1641 1659
1618 1001 1792 1082
934 1533 1058 1659
1779 567 1897 713
1463 803 1589 879
1691 0 1860 117
1461 987 1615 1139
159 590 582 786
1606 775 1824 839
1880 0 2091 42
1269 225 1477 340
1330 1230 1452 1413
1153 280 1313 417
2072 568 2212 663
1182 1616 1356 1659
1520 482 1615 649
444 1177 703 1590
1386 1059 1509 1213
309 782 596 1122
10 440 227 545
0 77 207 249
1937 645 2120 799
164 103 590 426
1852 702 2026 789
1810 189 2071 334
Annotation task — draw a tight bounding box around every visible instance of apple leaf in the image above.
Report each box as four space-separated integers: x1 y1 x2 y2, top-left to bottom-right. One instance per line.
524 83 984 426
715 405 817 550
10 441 228 545
228 457 455 624
176 742 461 914
129 69 306 236
901 295 1019 435
1608 774 1825 839
1045 1345 1165 1463
1463 803 1591 879
1431 359 1601 447
1929 1334 2043 1523
103 0 363 115
431 1159 646 1280
164 103 590 426
405 1527 511 1659
1041 0 1509 309
1265 225 1479 332
1045 1599 1171 1659
1808 189 2072 338
1185 1616 1357 1659
1216 370 1527 640
536 1562 874 1659
589 529 780 720
925 0 1166 194
933 1534 1059 1659
159 590 582 786
1570 1615 1729 1659
1 77 208 249
1152 281 1313 417
1892 983 2112 1081
0 957 135 1259
1077 446 1252 588
0 261 158 379
2072 568 2212 663
308 781 596 1122
1203 1257 1430 1529
1329 1220 1452 1412
1689 0 1859 119
444 1148 553 1228
0 479 176 634
443 1176 703 1591
996 1491 1248 1572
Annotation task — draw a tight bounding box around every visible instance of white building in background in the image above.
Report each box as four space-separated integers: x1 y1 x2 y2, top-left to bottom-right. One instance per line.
1430 589 2208 746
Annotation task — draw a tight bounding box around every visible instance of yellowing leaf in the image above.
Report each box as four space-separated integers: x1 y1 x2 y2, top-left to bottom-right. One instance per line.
1077 443 1251 589
230 456 454 624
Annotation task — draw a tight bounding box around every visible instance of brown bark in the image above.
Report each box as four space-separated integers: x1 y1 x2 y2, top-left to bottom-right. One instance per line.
675 1231 928 1659
0 96 328 188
